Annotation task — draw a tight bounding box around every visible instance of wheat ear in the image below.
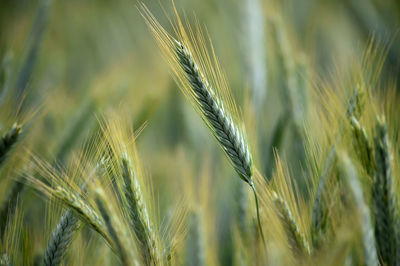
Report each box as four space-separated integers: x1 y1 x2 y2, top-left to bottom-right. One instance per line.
338 153 378 266
43 209 80 266
311 146 336 250
175 41 265 242
372 118 398 266
52 185 112 245
141 6 264 243
43 180 92 266
175 41 253 183
0 124 21 166
121 156 160 266
311 90 364 249
273 193 310 256
95 187 136 266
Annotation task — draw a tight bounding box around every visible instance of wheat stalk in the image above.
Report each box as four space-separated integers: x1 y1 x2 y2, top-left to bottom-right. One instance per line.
121 156 160 266
372 118 398 266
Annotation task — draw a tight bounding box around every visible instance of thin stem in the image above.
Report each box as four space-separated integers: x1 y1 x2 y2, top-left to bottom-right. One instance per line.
250 180 265 246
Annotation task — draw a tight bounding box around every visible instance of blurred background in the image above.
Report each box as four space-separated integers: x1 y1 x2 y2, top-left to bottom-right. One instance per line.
0 0 399 264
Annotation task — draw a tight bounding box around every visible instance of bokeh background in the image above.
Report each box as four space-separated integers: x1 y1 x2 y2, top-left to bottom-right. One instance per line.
0 0 399 264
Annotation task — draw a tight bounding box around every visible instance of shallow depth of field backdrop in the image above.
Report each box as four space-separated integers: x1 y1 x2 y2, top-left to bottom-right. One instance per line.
0 0 400 265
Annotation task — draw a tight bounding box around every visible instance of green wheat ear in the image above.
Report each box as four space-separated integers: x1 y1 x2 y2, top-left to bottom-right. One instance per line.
121 156 161 265
141 5 265 243
338 152 378 266
174 41 253 183
273 192 311 256
174 40 265 244
372 117 398 266
43 209 81 266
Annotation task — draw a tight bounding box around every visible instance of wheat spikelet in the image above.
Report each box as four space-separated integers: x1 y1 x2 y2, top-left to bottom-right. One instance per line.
372 118 398 266
0 124 21 166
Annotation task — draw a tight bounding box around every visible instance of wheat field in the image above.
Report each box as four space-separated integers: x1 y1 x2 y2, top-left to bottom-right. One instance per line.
1 0 400 265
